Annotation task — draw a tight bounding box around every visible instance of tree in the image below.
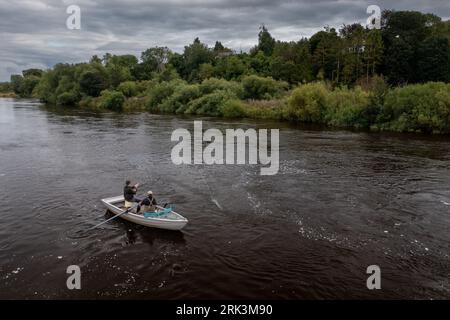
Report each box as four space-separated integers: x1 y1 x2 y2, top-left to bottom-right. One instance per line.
198 63 215 81
257 25 275 56
416 36 450 82
249 51 271 76
214 55 247 80
181 38 213 81
141 47 171 73
340 24 366 84
90 55 102 64
310 27 340 81
382 36 415 84
363 29 384 83
381 10 446 84
79 70 107 97
22 68 43 78
106 63 132 88
10 74 24 95
271 39 313 84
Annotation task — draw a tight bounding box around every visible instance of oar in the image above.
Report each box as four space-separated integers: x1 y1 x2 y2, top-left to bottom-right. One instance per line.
88 203 138 231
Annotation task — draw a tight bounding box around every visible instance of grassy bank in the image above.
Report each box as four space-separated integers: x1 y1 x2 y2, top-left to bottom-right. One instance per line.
0 92 16 98
77 78 450 134
4 73 450 134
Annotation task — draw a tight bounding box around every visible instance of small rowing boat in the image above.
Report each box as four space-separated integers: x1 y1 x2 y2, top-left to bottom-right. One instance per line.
101 195 188 231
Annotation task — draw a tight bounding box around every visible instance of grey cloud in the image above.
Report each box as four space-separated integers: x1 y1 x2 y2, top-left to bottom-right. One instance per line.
1 0 449 81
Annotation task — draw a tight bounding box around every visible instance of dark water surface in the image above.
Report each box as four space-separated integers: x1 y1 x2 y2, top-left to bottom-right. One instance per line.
1 98 449 299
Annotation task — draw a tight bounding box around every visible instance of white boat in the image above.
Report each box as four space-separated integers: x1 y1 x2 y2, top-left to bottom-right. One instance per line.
101 195 188 231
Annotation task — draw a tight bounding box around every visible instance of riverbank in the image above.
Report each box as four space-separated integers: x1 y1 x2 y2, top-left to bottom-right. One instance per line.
4 77 450 134
43 79 450 134
0 92 16 98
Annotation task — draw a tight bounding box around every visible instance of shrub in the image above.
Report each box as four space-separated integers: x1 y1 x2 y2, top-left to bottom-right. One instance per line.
123 97 148 111
145 80 184 112
99 90 126 111
242 75 288 100
159 84 201 114
79 70 107 97
283 82 330 122
243 99 285 119
199 78 243 97
117 81 138 97
378 82 450 133
136 80 156 95
220 99 247 118
79 96 95 108
0 82 12 93
56 91 80 106
185 90 236 116
326 86 371 128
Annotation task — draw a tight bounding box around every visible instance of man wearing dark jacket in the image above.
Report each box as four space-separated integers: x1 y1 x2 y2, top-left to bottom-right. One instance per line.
124 180 139 209
138 191 157 214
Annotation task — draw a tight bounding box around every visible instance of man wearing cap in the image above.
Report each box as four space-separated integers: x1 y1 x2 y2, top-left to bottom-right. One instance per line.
138 191 158 214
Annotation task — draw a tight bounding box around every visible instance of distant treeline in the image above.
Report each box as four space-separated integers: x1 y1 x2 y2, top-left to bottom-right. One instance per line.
2 10 450 133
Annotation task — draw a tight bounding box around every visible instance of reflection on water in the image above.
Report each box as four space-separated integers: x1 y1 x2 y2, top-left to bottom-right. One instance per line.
1 98 450 299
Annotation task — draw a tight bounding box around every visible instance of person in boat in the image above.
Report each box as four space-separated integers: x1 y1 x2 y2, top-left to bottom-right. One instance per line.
124 180 140 209
138 191 158 214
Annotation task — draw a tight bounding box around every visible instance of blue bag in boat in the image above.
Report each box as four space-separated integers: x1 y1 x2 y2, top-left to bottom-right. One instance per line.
144 208 172 218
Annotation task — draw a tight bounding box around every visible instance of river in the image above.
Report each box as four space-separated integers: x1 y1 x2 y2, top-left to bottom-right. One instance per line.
1 98 449 299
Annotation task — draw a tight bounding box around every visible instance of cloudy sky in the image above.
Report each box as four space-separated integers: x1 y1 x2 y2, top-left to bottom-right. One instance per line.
1 0 449 81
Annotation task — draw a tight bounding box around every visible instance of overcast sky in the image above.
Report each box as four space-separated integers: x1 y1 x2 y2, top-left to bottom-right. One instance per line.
1 0 449 81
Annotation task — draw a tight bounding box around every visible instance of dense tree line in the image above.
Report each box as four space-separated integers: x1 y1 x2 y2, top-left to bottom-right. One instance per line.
3 10 450 133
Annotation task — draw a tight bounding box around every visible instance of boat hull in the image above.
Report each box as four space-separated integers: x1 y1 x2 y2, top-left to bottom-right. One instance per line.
101 196 188 231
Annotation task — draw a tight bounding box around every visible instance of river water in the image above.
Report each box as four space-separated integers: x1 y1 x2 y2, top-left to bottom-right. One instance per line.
0 98 449 299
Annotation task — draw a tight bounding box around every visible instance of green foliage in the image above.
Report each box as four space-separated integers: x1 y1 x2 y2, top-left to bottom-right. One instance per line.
416 36 450 82
153 64 180 83
56 90 79 106
0 82 12 93
145 80 183 112
159 84 201 114
22 69 43 78
79 69 107 97
248 51 271 76
220 99 247 118
382 10 448 84
242 75 287 100
185 90 236 116
106 63 132 88
214 55 248 80
140 47 171 74
257 25 276 56
377 82 450 133
244 99 284 119
78 96 96 109
199 78 243 97
117 81 138 97
271 39 313 84
283 82 330 122
198 63 215 81
99 90 126 111
10 73 41 98
325 86 371 128
174 38 214 81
